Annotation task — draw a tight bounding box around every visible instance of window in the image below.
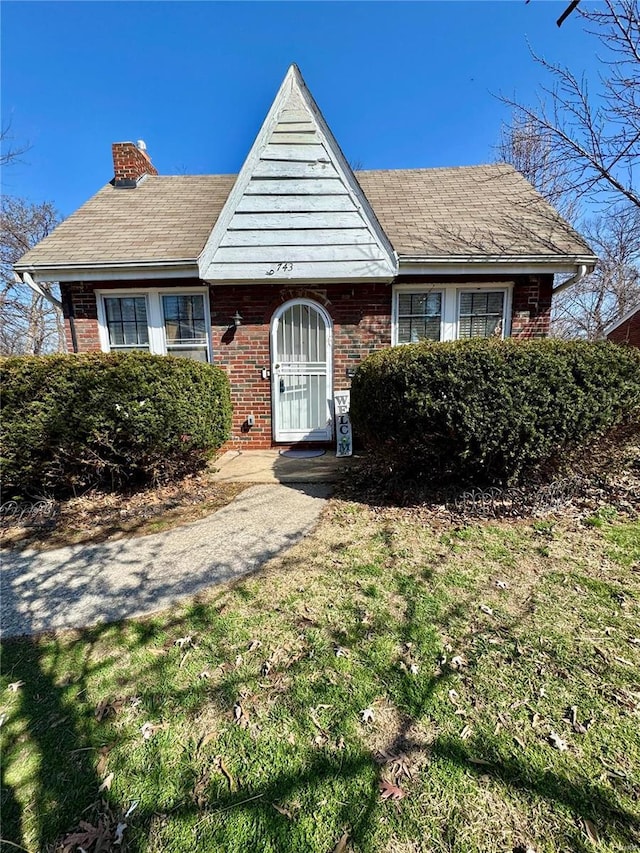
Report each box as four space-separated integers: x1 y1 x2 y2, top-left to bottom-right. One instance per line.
393 285 510 344
162 294 208 361
458 291 505 338
104 296 150 350
98 289 211 362
396 291 442 343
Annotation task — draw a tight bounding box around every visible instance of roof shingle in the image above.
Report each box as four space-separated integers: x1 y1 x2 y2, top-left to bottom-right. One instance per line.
16 164 593 270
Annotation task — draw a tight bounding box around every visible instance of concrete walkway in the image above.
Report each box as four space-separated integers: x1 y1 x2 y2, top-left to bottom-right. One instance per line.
0 483 329 638
212 448 358 484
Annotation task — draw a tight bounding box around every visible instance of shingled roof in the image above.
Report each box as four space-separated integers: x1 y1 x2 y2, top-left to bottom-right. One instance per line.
15 164 594 273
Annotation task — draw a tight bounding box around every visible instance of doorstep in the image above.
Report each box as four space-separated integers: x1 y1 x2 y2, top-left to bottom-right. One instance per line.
210 449 360 484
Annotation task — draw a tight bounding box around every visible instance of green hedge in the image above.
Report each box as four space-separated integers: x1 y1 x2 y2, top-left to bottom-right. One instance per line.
1 352 232 497
351 339 640 487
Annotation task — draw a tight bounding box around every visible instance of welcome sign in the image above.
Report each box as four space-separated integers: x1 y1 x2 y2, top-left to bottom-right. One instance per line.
334 390 353 457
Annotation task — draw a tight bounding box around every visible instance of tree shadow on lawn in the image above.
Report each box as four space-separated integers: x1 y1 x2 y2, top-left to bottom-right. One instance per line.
2 562 639 851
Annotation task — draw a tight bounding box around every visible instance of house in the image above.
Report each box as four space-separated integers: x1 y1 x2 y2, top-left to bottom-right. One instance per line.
605 303 640 348
14 65 596 449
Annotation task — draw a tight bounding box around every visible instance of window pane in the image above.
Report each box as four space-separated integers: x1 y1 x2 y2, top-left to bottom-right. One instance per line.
104 296 149 350
397 291 442 343
458 291 505 339
167 346 208 362
161 294 209 361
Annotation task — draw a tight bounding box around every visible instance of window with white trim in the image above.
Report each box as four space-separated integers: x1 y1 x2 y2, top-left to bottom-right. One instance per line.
161 294 208 361
396 291 442 343
392 284 511 344
458 291 505 339
98 289 212 362
104 296 150 351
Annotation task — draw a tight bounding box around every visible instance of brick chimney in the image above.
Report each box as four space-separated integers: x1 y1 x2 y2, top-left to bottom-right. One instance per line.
112 140 158 187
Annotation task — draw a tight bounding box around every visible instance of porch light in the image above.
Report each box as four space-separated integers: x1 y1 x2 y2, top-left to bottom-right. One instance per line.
231 311 243 328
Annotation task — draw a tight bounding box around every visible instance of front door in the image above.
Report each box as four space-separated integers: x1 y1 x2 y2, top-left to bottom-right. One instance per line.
271 299 332 442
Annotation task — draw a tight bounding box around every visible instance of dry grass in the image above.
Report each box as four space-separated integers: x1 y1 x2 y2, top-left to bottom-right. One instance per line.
0 473 247 551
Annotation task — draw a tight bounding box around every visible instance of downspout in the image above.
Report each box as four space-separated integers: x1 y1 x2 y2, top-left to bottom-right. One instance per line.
60 286 79 353
552 264 589 295
14 271 78 353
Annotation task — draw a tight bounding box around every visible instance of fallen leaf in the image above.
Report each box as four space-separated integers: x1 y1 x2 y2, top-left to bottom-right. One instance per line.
360 708 375 724
272 802 294 819
61 819 105 850
96 745 112 777
114 821 127 845
531 713 541 728
460 725 473 740
197 731 217 753
549 731 569 751
628 637 640 646
198 669 211 679
334 646 349 658
141 722 164 740
248 639 262 652
215 755 236 791
569 706 588 735
7 681 24 693
450 655 467 670
583 818 600 843
495 580 510 589
98 771 114 793
333 831 350 853
514 735 526 749
409 663 420 675
448 689 460 706
379 779 406 800
124 800 139 819
479 604 494 616
174 635 193 648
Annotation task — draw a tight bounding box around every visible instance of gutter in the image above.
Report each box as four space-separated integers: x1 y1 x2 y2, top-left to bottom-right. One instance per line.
399 254 597 276
552 264 589 295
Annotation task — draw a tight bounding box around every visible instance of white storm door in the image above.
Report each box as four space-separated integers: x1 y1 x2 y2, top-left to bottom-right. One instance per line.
272 300 332 442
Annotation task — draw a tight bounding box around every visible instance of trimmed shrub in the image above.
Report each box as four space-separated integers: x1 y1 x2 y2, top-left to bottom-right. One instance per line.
1 352 232 497
351 339 640 487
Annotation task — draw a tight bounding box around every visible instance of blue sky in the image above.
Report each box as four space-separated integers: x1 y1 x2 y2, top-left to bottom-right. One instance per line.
2 1 600 217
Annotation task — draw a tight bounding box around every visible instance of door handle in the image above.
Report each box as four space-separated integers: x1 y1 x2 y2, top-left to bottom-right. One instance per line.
280 379 285 393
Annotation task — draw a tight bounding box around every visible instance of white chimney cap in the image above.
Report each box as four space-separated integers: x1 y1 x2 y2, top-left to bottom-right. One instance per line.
136 139 147 151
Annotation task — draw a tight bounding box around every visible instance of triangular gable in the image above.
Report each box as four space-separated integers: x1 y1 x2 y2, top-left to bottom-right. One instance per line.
199 65 397 282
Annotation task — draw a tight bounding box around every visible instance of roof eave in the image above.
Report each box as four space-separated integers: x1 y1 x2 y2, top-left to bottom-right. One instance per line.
604 301 640 336
14 258 200 283
398 254 597 275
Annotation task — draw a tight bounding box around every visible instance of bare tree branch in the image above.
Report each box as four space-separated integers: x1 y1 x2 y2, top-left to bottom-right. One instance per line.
0 196 64 354
499 0 640 210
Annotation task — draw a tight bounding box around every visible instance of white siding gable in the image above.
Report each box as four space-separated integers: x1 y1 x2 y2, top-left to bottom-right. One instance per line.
198 65 397 283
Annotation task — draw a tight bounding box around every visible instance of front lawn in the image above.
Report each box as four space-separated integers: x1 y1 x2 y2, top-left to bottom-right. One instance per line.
1 499 639 852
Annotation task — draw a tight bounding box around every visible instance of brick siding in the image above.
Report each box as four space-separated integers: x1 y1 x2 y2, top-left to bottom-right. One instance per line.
61 274 552 447
607 310 640 348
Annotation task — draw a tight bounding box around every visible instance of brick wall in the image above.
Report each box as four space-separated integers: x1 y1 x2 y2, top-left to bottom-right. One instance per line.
61 282 102 351
607 310 640 348
61 274 552 448
510 274 553 338
211 282 391 448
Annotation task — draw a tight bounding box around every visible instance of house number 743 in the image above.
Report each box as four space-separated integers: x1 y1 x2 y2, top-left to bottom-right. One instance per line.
266 262 294 276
